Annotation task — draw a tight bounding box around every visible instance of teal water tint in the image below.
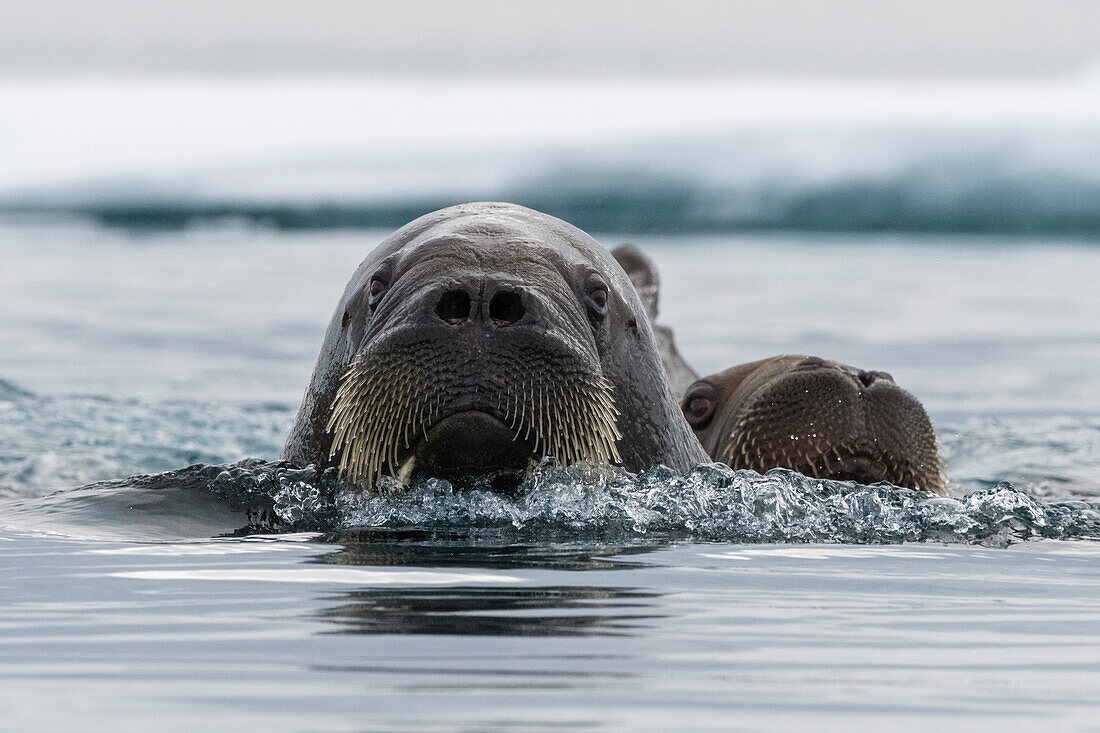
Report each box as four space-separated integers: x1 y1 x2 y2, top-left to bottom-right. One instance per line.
1 223 1099 729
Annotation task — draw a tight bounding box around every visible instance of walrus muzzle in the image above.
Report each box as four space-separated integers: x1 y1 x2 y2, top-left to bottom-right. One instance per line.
685 355 945 494
326 336 621 489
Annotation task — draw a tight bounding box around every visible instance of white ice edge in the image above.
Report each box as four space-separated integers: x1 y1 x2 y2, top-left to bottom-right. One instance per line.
3 75 1100 193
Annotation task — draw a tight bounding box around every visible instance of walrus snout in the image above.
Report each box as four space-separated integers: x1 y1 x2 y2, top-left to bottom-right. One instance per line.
433 283 528 327
685 355 946 494
793 356 892 389
321 261 623 490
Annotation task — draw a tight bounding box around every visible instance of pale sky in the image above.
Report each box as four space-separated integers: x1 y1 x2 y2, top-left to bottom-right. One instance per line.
1 0 1098 77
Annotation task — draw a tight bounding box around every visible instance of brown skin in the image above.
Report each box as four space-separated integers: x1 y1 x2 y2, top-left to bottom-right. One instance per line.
682 355 945 493
610 244 945 493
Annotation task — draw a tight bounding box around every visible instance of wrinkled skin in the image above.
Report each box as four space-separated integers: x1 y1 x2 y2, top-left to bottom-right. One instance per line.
285 203 707 489
610 244 945 493
610 244 698 396
683 355 946 494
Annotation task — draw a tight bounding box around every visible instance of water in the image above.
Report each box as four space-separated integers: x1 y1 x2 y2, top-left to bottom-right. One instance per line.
2 220 1099 730
4 537 1100 731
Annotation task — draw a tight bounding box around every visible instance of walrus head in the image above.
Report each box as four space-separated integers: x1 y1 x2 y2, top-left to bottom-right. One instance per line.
285 203 707 490
683 355 946 494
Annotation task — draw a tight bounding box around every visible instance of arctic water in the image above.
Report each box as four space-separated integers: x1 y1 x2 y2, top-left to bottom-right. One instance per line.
1 221 1099 731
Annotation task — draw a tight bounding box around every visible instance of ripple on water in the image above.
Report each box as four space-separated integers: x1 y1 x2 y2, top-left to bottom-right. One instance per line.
227 459 1100 546
5 457 1099 545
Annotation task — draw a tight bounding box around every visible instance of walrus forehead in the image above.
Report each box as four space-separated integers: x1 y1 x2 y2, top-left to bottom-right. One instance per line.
708 356 808 412
394 234 572 275
394 222 608 275
391 204 607 264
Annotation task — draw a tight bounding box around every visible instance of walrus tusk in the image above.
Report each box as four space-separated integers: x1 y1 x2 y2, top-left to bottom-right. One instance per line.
396 453 417 486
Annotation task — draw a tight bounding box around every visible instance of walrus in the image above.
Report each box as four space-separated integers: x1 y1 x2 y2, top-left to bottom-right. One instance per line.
682 355 946 494
609 244 698 395
284 202 708 490
611 243 945 493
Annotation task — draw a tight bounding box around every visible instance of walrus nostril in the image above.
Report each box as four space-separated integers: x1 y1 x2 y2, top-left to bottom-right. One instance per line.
435 289 471 324
858 370 876 387
489 291 524 324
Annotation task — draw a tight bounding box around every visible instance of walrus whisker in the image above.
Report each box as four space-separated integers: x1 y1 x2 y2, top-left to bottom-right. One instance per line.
326 351 621 491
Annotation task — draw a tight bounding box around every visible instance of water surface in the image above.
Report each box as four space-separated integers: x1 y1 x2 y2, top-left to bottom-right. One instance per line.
1 222 1098 730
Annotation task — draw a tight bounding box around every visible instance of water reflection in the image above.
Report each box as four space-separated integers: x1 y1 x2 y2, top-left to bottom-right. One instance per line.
317 585 663 637
317 528 668 571
310 532 666 636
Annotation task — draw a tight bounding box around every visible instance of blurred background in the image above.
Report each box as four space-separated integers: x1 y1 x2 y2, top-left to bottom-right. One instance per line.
1 0 1098 420
3 0 1100 233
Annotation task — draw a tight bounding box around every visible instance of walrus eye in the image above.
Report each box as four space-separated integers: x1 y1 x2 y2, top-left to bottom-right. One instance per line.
682 384 717 428
368 276 389 308
585 280 609 315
